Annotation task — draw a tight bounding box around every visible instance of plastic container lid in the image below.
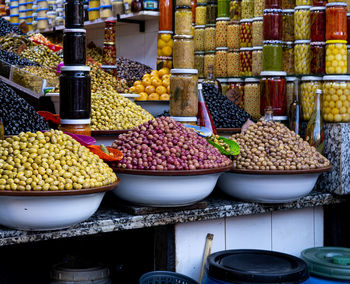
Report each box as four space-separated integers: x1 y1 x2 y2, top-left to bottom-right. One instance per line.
174 34 193 39
36 7 48 11
194 51 205 55
252 16 263 21
326 2 347 7
245 77 260 82
295 40 311 44
158 30 173 34
216 47 228 51
283 41 294 45
60 119 91 124
228 78 243 83
253 46 263 50
263 8 283 12
323 75 350 81
87 7 100 11
216 17 230 21
64 28 86 33
282 9 294 13
195 25 205 28
301 76 322 81
206 250 309 284
19 16 26 19
310 6 326 11
26 8 34 11
171 68 198 74
37 17 48 20
301 247 350 281
18 2 27 5
310 41 325 46
326 40 347 44
260 71 287 76
240 18 252 22
10 5 19 8
61 66 91 71
286 76 298 81
294 5 312 9
240 47 253 51
10 14 19 16
100 4 112 8
170 116 197 122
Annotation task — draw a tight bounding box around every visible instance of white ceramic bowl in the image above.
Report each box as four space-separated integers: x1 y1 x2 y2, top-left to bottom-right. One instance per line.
0 181 120 231
120 93 140 102
112 166 232 207
218 167 331 203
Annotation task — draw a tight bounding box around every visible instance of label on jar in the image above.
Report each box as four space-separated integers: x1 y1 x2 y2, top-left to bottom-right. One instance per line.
143 0 158 9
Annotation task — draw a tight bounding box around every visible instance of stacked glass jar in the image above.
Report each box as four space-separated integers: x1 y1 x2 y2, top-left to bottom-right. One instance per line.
59 0 92 135
101 20 117 76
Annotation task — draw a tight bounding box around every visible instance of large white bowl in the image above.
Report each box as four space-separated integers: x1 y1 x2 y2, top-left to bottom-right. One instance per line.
218 167 331 203
0 181 120 231
112 166 231 207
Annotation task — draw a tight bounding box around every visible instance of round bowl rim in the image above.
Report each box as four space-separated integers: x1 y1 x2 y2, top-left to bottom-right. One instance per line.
229 165 332 175
91 130 131 136
0 179 121 196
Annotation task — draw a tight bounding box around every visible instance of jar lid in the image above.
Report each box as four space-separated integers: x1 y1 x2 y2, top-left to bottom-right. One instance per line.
10 5 19 8
19 16 26 19
101 64 117 69
217 77 228 82
294 40 311 44
216 47 228 51
157 56 173 60
100 4 112 8
195 25 205 28
263 40 283 44
228 20 240 25
260 71 287 76
286 76 298 81
9 14 19 16
245 77 260 82
282 41 294 45
26 8 33 11
173 34 193 39
310 6 326 11
87 7 99 11
282 9 294 13
36 7 48 11
228 78 243 83
310 41 325 46
323 75 350 81
205 24 216 27
18 2 26 5
170 116 197 122
301 76 323 81
27 22 32 25
37 17 48 20
61 66 91 71
194 51 205 55
253 46 263 50
196 3 207 6
64 28 86 33
240 18 252 23
348 12 350 16
60 119 91 124
37 0 47 2
263 8 283 13
216 17 230 21
294 5 311 9
240 47 253 51
326 40 347 44
25 15 33 18
326 2 347 7
171 68 198 74
252 16 263 21
27 1 34 3
158 30 173 34
47 11 56 15
176 5 191 9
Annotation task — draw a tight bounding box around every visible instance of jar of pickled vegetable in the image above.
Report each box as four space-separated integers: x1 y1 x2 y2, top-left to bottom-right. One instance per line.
195 3 207 25
217 78 229 94
215 47 228 77
218 0 229 17
294 6 311 40
227 21 240 48
325 40 347 74
286 76 298 113
157 56 173 69
229 0 241 20
322 75 350 122
204 51 216 77
300 76 322 120
228 78 244 107
159 0 173 30
263 9 282 40
241 0 253 18
170 69 199 117
265 0 281 9
294 40 311 74
102 43 116 65
195 51 205 77
252 17 263 46
326 3 347 41
173 35 195 68
282 9 294 42
253 0 264 17
194 25 205 51
348 13 350 43
260 71 287 116
313 0 326 6
252 46 263 76
240 47 252 76
244 77 260 117
347 45 350 73
175 6 193 35
282 0 294 9
204 24 216 51
157 31 173 57
216 17 229 47
310 7 325 43
310 42 325 75
227 48 241 76
263 40 283 71
240 18 252 47
177 0 191 6
206 1 217 24
282 41 294 75
296 0 311 5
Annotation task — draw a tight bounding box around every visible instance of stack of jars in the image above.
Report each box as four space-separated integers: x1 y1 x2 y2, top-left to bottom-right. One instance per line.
88 0 100 20
9 0 20 25
18 0 26 24
59 0 92 135
37 0 48 29
101 20 117 76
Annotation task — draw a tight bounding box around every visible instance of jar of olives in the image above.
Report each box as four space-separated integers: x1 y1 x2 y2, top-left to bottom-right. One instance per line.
241 0 253 18
282 41 294 74
206 1 217 24
175 6 193 35
227 49 241 76
294 40 311 74
240 47 253 76
194 25 205 51
204 51 216 78
216 17 229 47
294 6 311 40
244 77 261 118
195 3 207 25
254 0 264 17
204 24 216 51
215 47 228 78
252 17 263 46
195 51 205 77
217 78 229 94
240 18 252 47
229 0 241 21
252 46 263 76
300 76 323 120
227 21 240 49
310 42 325 75
173 35 194 68
282 9 294 42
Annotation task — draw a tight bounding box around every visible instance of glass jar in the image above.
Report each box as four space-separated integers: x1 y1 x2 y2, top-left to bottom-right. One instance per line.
100 5 112 18
313 0 326 6
173 35 194 68
227 49 241 76
215 47 228 77
310 42 325 75
195 3 207 25
282 0 294 9
310 7 325 42
325 40 347 74
157 31 174 57
252 17 263 46
294 40 311 74
175 7 193 35
229 0 241 21
282 41 294 75
265 0 281 9
170 69 199 117
348 13 350 43
218 0 229 17
195 51 205 77
63 29 86 65
37 16 48 29
177 0 191 6
227 78 244 106
159 0 173 30
104 20 116 43
240 47 252 76
206 1 217 24
244 77 260 118
194 25 205 51
286 76 298 113
263 9 282 41
282 9 294 42
254 0 264 17
294 6 311 40
263 40 283 71
204 24 216 51
157 56 173 69
296 0 311 5
348 45 350 74
227 21 240 49
260 71 287 116
217 78 229 94
216 17 229 47
112 0 124 16
325 3 347 41
322 75 350 122
252 46 263 76
240 18 252 47
102 43 116 65
87 7 99 21
300 76 323 120
241 0 253 18
204 51 216 77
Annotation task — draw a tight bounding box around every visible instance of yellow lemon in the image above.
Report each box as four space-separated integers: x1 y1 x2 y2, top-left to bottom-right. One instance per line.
135 84 145 93
156 85 167 95
135 92 148 101
162 46 172 57
160 33 172 42
148 93 160 100
133 80 142 86
142 77 152 87
145 85 156 95
160 93 170 100
157 39 166 48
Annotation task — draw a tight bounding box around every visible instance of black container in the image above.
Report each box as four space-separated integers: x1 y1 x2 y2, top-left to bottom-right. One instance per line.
65 0 84 28
59 66 91 119
63 29 86 65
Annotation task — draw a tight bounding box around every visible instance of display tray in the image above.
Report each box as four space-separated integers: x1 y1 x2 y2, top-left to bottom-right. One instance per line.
230 166 332 175
91 130 131 136
0 179 121 196
111 164 233 176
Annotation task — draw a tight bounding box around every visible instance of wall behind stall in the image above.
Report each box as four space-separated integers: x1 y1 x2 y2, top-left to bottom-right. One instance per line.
86 19 158 70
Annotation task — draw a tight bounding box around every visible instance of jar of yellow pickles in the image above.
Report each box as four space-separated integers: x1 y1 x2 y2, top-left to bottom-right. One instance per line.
322 75 350 122
216 17 229 47
204 24 216 51
294 40 311 74
215 47 228 77
195 3 207 25
157 31 173 57
325 40 347 74
300 76 323 120
294 6 311 40
175 6 193 35
204 50 216 77
194 25 205 51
